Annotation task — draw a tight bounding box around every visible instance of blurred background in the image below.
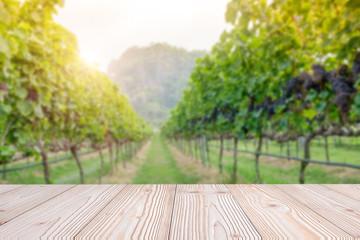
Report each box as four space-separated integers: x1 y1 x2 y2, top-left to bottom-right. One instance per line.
1 0 360 185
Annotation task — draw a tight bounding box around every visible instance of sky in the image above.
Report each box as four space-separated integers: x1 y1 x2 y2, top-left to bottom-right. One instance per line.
54 0 231 71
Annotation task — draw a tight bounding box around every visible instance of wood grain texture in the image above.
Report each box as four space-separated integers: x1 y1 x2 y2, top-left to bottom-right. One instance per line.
0 184 359 239
304 185 360 211
228 184 352 239
322 184 360 201
276 185 360 238
0 185 124 239
76 184 176 239
0 185 24 195
0 185 72 225
169 184 260 240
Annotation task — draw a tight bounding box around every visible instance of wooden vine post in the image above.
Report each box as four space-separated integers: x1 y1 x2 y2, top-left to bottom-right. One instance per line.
200 135 206 167
232 137 238 183
218 135 224 174
70 144 84 184
255 135 263 184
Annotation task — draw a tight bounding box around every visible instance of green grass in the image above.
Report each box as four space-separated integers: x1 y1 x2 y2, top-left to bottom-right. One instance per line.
2 135 359 184
133 134 199 184
224 137 360 165
0 150 121 184
204 138 360 184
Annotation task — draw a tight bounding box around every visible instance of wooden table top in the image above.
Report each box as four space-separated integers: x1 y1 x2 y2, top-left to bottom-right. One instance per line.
0 184 359 239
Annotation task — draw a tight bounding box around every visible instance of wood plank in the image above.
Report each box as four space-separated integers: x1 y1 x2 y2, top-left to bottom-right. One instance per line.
322 184 360 201
0 185 124 238
0 184 359 239
0 185 25 195
0 185 73 224
228 184 352 238
304 185 360 211
169 184 260 239
76 184 176 239
276 185 360 238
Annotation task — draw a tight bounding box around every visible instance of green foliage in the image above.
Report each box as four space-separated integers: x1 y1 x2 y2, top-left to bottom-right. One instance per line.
0 0 152 168
0 145 15 164
162 0 360 144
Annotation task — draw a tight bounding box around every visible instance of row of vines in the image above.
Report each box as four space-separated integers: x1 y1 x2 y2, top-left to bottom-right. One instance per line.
0 0 152 183
162 0 360 183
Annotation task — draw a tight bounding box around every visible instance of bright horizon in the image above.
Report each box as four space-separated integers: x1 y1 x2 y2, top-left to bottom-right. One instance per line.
54 0 231 72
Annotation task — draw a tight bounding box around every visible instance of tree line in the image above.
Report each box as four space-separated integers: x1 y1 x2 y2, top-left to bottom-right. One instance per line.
0 0 152 183
162 0 360 183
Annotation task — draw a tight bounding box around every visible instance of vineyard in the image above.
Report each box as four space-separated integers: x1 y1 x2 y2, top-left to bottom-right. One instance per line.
1 1 360 238
0 0 152 184
1 0 360 185
162 0 360 183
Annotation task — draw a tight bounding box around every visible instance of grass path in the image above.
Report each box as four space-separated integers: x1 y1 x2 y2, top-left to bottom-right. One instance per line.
132 134 199 184
168 143 226 183
101 141 151 184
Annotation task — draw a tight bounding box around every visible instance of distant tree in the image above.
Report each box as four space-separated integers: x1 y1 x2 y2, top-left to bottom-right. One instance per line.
108 43 206 127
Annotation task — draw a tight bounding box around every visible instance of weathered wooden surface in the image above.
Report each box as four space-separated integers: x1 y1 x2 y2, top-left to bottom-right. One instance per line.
0 184 359 239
